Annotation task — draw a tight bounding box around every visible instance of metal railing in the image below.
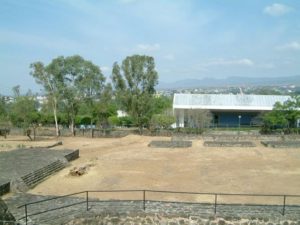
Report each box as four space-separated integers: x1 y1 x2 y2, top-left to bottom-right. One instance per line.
17 190 300 225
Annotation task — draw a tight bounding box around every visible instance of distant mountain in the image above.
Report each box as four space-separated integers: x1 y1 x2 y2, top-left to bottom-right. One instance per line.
157 75 300 89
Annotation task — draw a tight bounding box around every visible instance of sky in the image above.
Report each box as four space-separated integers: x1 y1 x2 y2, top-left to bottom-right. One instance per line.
0 0 300 94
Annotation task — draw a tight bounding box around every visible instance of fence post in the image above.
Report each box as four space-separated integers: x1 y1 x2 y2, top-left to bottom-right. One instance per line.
282 195 286 216
86 191 89 211
143 190 146 211
214 194 217 215
25 204 28 225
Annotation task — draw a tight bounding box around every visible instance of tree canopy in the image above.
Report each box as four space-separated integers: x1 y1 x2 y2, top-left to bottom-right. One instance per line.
112 55 158 132
31 55 107 135
262 96 300 133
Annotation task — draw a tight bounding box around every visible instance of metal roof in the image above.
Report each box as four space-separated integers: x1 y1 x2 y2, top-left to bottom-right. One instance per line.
173 94 291 111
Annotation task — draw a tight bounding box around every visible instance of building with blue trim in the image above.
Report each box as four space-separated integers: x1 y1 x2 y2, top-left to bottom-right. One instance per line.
173 94 291 127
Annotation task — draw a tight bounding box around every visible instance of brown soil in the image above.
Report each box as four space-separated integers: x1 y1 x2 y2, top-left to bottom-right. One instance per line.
1 135 300 204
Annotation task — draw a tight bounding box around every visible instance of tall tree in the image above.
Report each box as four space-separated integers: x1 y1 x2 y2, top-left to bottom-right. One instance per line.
111 55 158 133
93 84 117 128
75 59 105 126
30 60 63 136
0 95 8 126
31 55 105 136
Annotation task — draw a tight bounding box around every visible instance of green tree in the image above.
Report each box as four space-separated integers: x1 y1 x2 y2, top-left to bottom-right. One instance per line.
31 60 63 136
151 96 173 114
93 84 117 128
111 55 158 133
0 95 9 126
10 92 40 140
150 113 175 130
75 58 106 126
262 96 300 133
31 55 106 136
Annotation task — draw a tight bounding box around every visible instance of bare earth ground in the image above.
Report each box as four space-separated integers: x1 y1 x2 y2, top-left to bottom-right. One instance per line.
1 134 300 204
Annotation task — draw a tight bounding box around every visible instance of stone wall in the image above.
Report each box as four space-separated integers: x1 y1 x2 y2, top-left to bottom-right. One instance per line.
261 141 300 148
66 212 300 225
204 141 256 147
64 149 80 162
64 201 300 225
148 140 192 148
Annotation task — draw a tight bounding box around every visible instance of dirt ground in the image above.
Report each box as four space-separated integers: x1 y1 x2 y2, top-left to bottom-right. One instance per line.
1 134 300 204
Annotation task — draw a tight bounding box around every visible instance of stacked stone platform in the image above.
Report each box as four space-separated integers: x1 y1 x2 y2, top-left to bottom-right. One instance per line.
0 148 79 196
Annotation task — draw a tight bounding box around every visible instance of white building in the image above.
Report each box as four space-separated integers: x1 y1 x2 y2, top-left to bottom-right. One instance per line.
173 94 291 127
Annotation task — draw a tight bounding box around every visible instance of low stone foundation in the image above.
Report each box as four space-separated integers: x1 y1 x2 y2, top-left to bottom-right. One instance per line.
148 140 192 148
261 141 300 148
64 149 80 162
91 129 129 138
204 141 256 147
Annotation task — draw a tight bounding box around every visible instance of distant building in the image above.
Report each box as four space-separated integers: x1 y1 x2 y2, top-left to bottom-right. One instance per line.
173 94 291 127
117 110 128 118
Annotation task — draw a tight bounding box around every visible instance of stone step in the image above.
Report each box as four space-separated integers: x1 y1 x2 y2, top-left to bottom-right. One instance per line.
21 160 65 180
21 161 66 188
22 166 65 188
22 162 64 183
22 164 64 186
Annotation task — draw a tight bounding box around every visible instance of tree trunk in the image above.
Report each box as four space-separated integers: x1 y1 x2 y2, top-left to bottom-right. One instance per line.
33 126 36 141
70 119 75 136
53 98 59 137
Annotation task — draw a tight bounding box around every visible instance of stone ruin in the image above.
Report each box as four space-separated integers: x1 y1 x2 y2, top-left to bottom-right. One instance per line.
148 140 192 148
261 141 300 148
204 141 256 147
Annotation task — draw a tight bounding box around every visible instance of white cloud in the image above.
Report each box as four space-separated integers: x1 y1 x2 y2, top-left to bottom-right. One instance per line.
202 58 254 67
276 41 300 51
263 3 292 16
136 43 160 51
